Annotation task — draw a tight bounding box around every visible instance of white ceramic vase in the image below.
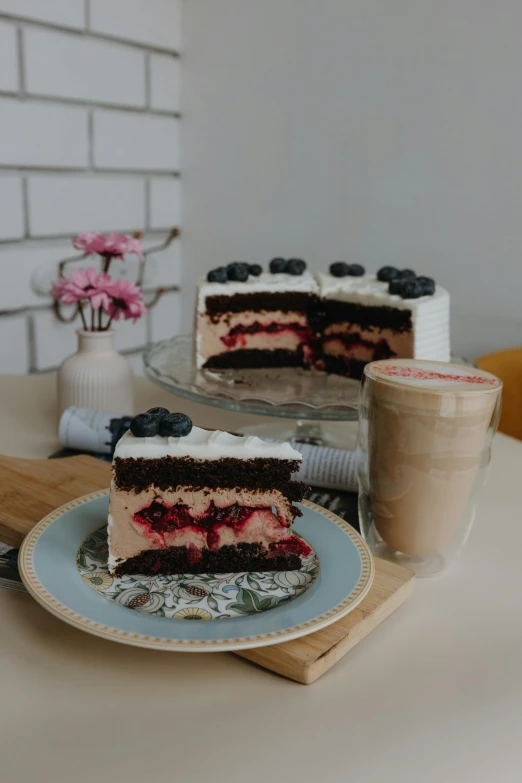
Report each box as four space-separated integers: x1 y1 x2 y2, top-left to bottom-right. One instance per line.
57 329 134 416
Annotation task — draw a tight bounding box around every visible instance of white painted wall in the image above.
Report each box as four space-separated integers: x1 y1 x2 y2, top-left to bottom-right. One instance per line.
182 0 522 358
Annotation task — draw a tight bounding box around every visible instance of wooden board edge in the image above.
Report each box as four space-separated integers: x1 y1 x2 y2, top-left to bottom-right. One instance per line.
235 565 415 685
303 569 414 684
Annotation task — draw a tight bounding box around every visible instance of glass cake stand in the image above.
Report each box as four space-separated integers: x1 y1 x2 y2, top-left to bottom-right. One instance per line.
143 335 360 447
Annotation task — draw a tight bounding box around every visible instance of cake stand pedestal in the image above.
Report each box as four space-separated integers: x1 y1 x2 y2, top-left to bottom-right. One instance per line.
143 336 360 447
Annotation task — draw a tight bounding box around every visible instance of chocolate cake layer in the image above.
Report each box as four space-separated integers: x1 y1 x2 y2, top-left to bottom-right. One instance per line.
112 542 302 576
203 348 309 370
113 455 307 496
205 291 321 319
322 354 367 380
322 300 413 332
324 331 397 361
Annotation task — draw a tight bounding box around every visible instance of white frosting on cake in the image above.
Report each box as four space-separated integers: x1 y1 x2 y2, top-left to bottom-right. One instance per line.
113 426 303 461
317 273 450 362
316 272 446 308
197 272 319 313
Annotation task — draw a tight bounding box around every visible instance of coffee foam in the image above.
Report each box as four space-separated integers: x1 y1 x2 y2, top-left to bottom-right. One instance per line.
364 360 501 417
367 360 500 391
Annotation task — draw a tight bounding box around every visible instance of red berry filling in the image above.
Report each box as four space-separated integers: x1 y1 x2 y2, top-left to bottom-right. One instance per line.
322 332 396 361
136 501 191 532
132 501 309 560
221 321 314 349
135 501 270 533
269 537 312 557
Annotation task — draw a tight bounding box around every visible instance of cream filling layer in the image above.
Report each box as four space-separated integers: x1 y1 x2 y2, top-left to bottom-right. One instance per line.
196 310 310 362
322 323 414 362
108 485 296 569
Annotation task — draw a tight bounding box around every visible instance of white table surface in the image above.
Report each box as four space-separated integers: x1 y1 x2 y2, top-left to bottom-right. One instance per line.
0 374 521 783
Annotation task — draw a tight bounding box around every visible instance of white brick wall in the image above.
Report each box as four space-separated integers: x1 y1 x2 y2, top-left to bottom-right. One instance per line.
0 0 85 29
150 54 181 112
0 177 24 239
0 21 18 92
0 100 89 168
24 28 146 108
28 175 146 236
0 1 182 373
93 110 180 171
90 0 181 52
0 240 77 310
0 314 29 373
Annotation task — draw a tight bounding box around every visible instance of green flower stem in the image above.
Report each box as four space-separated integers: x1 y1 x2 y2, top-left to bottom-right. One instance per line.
103 311 116 331
77 300 88 330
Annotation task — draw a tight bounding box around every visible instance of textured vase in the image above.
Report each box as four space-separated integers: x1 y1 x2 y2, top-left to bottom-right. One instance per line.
57 329 134 416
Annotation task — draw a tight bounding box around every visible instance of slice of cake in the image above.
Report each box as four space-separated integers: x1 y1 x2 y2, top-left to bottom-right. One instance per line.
196 259 321 370
108 408 311 576
316 264 450 379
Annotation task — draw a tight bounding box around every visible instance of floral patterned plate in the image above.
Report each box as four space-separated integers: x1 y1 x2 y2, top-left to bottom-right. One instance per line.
19 491 374 652
77 527 319 621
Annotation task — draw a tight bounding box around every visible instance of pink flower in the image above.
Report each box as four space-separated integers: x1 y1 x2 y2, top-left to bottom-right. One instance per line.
51 268 112 309
72 232 144 261
104 278 147 323
50 276 69 301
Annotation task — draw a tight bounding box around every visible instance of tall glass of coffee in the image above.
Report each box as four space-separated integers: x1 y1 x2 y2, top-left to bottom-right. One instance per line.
357 360 502 576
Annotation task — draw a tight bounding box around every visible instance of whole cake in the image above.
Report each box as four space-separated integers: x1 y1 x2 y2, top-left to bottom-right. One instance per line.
196 260 450 379
108 408 311 576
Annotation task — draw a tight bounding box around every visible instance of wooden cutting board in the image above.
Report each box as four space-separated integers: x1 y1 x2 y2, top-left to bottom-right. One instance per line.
0 454 414 684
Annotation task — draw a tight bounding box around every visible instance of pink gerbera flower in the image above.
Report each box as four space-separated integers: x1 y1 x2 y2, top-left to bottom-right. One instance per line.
104 278 147 323
72 232 144 261
51 268 112 308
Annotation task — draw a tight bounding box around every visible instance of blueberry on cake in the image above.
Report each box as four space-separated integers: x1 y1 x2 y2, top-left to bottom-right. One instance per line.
196 260 450 379
108 409 311 576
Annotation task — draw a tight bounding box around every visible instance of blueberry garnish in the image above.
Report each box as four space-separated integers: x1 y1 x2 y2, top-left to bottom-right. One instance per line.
269 257 287 274
347 263 365 276
207 267 228 283
389 279 424 299
146 407 169 418
399 269 416 279
377 266 399 282
417 276 436 296
329 262 350 277
227 262 249 282
401 280 424 299
130 413 159 437
286 258 306 275
248 264 263 276
388 279 406 296
158 412 193 438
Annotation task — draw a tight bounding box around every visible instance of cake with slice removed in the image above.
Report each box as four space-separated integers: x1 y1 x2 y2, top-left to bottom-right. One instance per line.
108 408 311 576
